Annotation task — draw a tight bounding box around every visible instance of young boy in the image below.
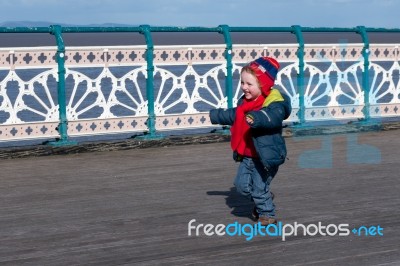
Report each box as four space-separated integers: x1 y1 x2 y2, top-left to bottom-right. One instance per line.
209 56 291 225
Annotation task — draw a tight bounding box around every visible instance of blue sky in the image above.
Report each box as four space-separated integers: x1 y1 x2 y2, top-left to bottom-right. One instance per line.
0 0 398 28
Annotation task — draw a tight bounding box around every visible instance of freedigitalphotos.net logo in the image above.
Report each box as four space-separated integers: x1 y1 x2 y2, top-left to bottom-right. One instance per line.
188 219 383 241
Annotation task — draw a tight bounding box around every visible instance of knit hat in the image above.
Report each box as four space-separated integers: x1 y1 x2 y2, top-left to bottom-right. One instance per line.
247 57 280 96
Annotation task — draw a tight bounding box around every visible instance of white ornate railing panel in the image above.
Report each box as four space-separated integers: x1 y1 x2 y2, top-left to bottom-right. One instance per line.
232 44 299 63
65 46 147 67
1 43 400 142
302 44 364 121
368 44 400 118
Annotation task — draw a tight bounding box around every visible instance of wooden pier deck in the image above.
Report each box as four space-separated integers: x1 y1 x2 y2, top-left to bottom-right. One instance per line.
0 129 399 265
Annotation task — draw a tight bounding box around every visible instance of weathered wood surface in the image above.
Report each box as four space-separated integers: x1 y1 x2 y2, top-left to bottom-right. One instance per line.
0 129 399 265
2 121 398 160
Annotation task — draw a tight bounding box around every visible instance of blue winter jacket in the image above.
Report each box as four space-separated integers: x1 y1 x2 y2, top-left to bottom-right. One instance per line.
209 89 292 175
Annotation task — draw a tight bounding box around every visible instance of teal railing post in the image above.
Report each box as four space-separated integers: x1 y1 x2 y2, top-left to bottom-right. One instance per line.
218 25 234 109
138 25 163 139
291 25 306 125
356 26 371 122
212 25 234 134
47 25 77 146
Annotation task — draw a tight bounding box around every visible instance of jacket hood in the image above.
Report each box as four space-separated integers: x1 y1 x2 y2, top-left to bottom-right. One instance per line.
263 88 292 120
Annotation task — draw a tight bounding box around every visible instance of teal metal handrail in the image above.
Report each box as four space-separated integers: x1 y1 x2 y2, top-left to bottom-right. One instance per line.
139 24 161 139
1 25 400 145
218 25 234 109
356 26 371 122
291 25 305 125
47 25 77 146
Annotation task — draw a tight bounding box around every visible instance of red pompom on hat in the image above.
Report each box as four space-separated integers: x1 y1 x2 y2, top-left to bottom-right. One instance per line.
247 57 280 96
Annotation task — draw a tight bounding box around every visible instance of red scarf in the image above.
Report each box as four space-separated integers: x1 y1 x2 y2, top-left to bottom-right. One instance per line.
230 95 265 157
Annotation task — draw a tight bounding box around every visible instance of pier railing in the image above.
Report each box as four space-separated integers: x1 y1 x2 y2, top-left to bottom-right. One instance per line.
0 25 400 145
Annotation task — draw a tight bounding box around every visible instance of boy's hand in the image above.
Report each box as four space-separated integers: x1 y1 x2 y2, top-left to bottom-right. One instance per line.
246 114 254 125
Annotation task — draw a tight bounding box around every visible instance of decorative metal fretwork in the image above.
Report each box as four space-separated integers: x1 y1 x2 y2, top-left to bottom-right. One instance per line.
1 43 399 142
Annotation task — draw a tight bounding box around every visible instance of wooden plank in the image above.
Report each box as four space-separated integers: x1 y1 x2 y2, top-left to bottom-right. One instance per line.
0 130 399 265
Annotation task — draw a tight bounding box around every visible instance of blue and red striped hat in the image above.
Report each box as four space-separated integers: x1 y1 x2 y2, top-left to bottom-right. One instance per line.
247 57 280 96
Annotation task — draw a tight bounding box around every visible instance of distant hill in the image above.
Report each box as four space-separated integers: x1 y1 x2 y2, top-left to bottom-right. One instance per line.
0 21 139 27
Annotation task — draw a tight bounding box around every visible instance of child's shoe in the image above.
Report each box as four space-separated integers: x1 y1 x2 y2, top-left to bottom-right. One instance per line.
258 216 278 226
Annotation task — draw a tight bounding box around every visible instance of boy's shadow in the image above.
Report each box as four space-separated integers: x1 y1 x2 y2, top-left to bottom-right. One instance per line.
207 187 254 220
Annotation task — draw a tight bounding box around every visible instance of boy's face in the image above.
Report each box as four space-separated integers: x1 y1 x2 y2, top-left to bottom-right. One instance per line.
240 71 262 101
